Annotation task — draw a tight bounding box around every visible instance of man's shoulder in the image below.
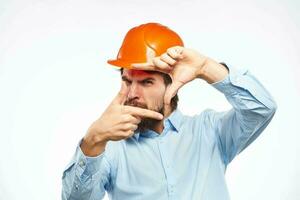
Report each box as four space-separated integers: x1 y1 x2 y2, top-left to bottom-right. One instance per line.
181 108 218 122
169 108 216 125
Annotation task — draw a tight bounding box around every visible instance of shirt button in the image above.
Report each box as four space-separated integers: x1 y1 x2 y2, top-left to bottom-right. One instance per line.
75 184 79 190
170 185 174 192
79 160 85 167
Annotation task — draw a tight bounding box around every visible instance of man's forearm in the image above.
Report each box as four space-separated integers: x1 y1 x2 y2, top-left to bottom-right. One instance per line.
80 132 108 157
197 59 229 84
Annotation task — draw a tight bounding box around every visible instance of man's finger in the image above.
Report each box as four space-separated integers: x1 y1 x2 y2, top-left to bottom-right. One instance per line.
164 81 184 105
122 114 141 124
112 81 129 105
167 46 184 60
152 58 172 72
123 106 163 120
160 53 177 66
132 62 171 74
131 62 156 71
120 123 138 131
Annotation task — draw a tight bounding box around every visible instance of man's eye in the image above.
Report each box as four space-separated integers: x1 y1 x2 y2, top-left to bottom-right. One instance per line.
123 80 132 85
142 80 153 85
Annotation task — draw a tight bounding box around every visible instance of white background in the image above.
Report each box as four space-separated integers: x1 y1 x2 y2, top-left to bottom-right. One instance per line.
1 0 299 199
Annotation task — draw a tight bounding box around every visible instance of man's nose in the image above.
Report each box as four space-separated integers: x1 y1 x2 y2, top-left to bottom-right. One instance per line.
128 83 141 99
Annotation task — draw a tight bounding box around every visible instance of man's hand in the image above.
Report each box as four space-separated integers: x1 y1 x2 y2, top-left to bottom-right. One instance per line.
81 82 163 156
131 46 209 105
131 46 229 104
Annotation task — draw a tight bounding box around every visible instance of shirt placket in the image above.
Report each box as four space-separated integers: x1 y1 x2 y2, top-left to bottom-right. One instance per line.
156 121 176 200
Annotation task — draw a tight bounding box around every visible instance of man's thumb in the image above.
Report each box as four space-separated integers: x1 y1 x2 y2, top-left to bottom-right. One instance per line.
112 81 129 105
164 81 183 105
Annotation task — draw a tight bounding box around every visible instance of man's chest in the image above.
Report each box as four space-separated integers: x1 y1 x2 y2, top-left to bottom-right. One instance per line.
113 131 218 188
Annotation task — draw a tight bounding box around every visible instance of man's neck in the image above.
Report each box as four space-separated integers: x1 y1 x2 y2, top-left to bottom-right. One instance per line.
153 121 164 134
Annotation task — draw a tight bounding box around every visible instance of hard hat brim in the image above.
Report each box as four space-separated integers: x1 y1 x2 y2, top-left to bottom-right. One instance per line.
107 59 133 69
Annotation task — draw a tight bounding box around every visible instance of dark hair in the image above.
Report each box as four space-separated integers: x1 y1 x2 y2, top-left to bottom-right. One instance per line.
120 68 178 111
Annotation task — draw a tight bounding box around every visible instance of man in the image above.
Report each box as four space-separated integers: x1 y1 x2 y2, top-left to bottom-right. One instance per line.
62 23 277 200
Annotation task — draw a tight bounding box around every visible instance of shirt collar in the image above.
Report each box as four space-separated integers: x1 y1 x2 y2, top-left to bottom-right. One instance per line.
133 109 183 141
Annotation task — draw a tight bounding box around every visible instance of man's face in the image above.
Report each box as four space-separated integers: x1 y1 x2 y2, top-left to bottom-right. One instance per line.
122 69 167 131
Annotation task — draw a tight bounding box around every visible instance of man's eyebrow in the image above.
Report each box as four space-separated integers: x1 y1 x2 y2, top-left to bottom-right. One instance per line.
122 76 155 82
138 77 155 83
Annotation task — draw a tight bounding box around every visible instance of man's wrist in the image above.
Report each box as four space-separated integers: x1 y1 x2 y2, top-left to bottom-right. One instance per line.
81 131 108 157
196 59 229 84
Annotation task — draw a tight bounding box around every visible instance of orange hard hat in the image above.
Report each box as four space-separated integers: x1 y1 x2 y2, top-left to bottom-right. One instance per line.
107 22 184 69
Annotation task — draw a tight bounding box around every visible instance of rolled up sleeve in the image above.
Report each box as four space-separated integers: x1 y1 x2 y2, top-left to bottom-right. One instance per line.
62 139 111 200
208 64 277 165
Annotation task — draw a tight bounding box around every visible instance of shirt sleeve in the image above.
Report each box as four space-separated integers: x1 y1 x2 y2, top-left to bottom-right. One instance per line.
61 139 112 200
208 64 277 165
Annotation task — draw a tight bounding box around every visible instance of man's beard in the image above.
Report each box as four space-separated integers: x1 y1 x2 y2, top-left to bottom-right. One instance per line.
124 99 164 133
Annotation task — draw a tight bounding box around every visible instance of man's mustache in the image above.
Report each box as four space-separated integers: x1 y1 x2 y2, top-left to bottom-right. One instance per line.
125 99 147 109
125 99 164 118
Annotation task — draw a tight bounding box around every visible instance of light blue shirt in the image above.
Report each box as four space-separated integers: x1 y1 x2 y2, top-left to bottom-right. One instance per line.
62 65 277 200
